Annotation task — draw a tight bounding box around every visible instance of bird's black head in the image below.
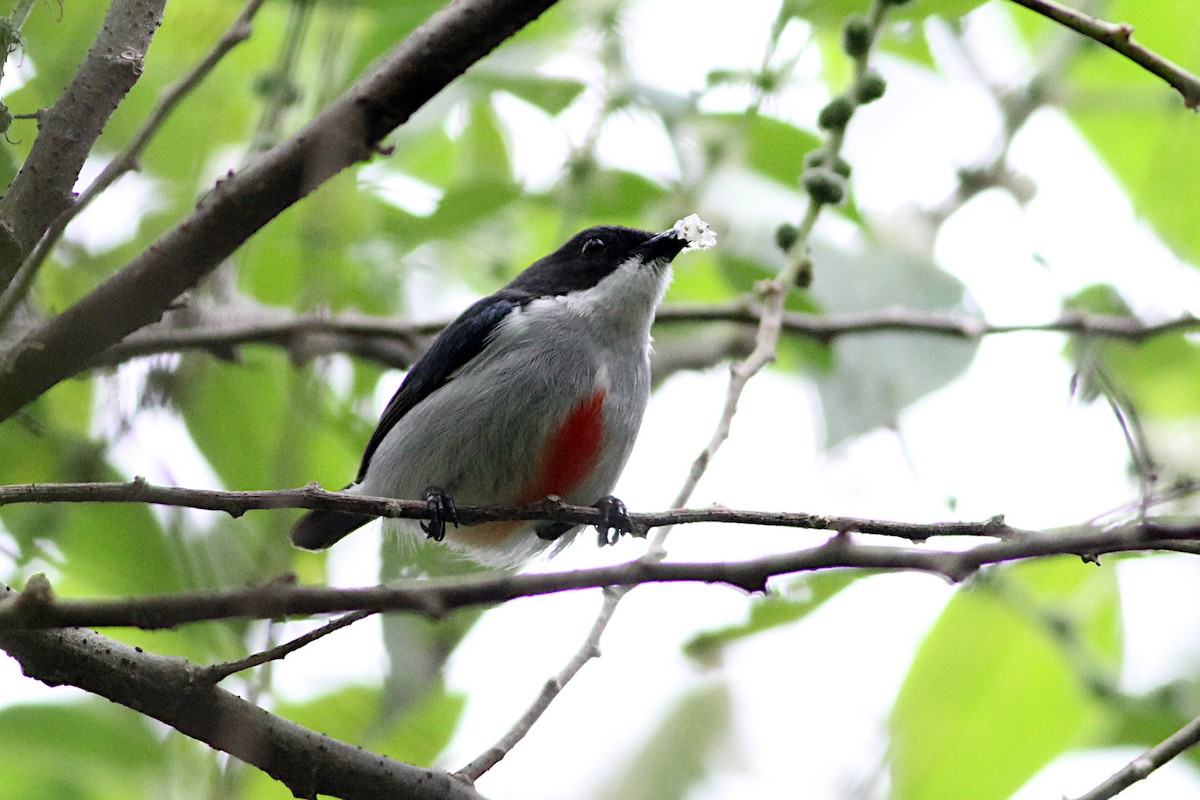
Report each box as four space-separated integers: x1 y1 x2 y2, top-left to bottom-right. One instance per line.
505 225 688 299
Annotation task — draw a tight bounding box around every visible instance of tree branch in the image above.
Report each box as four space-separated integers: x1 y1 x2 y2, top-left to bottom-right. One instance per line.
200 608 377 683
0 0 561 423
1006 0 1200 109
0 584 486 800
1070 712 1200 800
3 521 1199 631
456 585 626 781
93 302 438 370
0 0 167 285
94 303 1200 368
0 0 268 332
0 478 1031 541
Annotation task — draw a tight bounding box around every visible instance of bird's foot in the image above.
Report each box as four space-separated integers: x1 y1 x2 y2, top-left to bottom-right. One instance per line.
595 495 634 547
421 485 459 542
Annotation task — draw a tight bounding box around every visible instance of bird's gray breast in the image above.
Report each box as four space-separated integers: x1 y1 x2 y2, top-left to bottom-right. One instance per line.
358 296 652 506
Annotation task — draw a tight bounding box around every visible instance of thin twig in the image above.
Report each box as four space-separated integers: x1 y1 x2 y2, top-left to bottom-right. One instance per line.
1082 360 1158 522
199 609 377 683
652 0 894 553
456 586 626 781
1070 713 1200 800
1006 0 1200 109
0 0 267 332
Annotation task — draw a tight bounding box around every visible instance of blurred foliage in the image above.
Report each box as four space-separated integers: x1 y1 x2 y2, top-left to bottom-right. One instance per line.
890 561 1115 800
683 570 859 664
1 0 1199 798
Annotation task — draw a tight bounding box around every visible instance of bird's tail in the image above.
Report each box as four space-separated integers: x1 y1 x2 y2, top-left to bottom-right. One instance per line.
289 508 376 550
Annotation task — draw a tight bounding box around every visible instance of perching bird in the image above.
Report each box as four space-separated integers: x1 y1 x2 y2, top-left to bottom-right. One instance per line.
290 216 715 566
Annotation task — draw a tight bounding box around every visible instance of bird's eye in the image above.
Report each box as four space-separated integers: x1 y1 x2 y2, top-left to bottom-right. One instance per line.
581 237 606 257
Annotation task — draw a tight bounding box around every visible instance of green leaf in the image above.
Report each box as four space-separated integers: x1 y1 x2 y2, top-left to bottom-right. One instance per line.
812 243 975 445
397 178 523 243
1103 686 1195 753
783 0 987 28
456 100 512 184
684 571 858 663
278 684 380 743
50 496 180 598
890 580 1104 800
746 115 822 187
390 126 458 188
177 349 336 491
1031 1 1200 263
470 71 586 115
1063 284 1134 317
1003 556 1124 670
1077 334 1200 419
374 683 468 768
574 169 669 221
0 701 166 800
699 113 820 188
270 681 465 770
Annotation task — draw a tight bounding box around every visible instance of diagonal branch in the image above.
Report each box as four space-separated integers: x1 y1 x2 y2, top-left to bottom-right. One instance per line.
200 609 377 683
456 586 626 781
1070 711 1200 800
0 584 486 800
0 0 268 332
0 0 561 423
0 0 168 285
1006 0 1200 109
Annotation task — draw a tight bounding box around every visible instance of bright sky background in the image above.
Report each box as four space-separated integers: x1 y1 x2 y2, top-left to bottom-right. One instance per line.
6 1 1200 799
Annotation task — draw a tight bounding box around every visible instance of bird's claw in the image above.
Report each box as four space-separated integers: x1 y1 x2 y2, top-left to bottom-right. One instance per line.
421 485 459 542
595 495 633 547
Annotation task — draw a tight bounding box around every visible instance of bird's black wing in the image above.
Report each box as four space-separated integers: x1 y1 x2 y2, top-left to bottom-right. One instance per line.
355 293 523 482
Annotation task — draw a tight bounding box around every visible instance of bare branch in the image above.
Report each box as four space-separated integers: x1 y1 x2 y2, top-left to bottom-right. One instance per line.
1007 0 1200 109
1070 713 1200 800
93 303 438 369
457 585 626 781
0 584 486 800
0 0 268 331
0 0 561 422
200 608 377 683
3 522 1199 631
0 478 1030 541
0 0 167 285
659 304 1200 347
84 301 1200 375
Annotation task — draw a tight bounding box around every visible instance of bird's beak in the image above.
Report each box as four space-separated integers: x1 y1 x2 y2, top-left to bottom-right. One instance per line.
636 229 689 263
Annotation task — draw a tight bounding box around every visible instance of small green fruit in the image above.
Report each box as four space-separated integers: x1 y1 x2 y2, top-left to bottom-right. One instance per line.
842 17 871 58
817 96 854 131
775 223 800 253
856 69 887 104
802 168 846 205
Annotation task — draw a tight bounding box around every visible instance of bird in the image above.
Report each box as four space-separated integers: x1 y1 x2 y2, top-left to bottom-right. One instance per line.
290 216 715 566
